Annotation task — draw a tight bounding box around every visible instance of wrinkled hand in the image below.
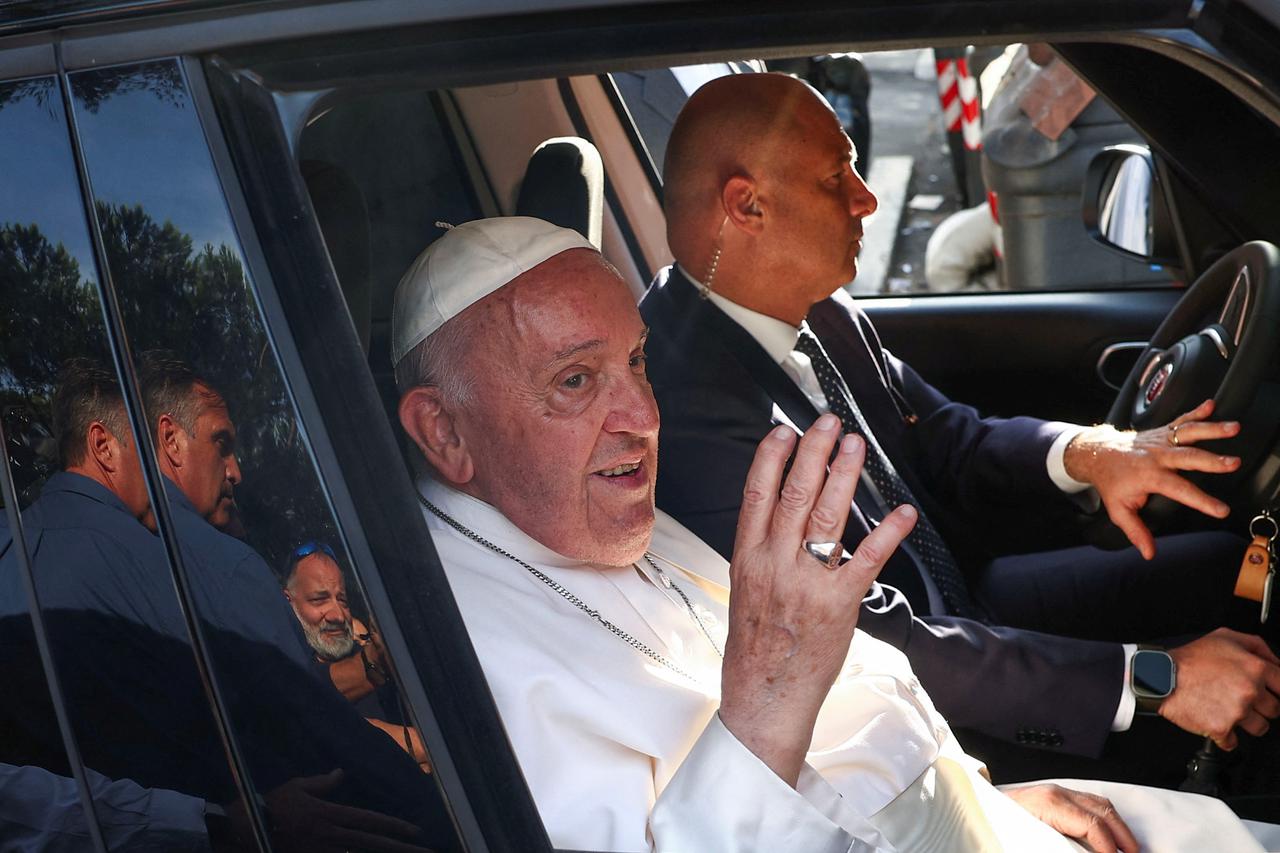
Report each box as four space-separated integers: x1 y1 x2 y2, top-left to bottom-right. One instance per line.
1004 784 1138 853
1161 628 1280 750
1063 400 1240 559
719 414 917 787
224 769 433 853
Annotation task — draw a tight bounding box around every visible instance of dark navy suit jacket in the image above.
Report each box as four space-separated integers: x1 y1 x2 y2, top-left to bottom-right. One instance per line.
641 265 1124 757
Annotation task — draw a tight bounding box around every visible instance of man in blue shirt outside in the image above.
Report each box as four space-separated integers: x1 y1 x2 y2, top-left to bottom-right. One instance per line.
0 356 446 851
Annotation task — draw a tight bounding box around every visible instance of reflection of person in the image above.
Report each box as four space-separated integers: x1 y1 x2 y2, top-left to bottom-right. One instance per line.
392 216 1276 852
1 762 208 852
138 350 242 531
640 71 1280 774
281 540 430 770
0 763 423 853
0 357 449 850
283 541 358 662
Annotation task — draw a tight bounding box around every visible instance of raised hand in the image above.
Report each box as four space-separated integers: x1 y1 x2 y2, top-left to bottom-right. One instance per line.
1063 399 1241 559
718 414 917 786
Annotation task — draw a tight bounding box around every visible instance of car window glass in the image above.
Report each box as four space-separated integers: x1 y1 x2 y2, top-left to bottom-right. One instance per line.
610 47 1164 296
66 58 461 850
0 72 223 849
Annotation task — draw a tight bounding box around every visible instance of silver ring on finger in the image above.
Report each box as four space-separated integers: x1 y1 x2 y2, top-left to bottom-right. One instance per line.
803 540 844 570
1169 423 1182 447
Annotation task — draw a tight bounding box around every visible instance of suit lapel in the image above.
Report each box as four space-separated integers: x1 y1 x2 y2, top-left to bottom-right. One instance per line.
663 268 820 432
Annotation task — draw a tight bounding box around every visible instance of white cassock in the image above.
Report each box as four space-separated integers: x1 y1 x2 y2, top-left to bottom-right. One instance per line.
420 478 1277 853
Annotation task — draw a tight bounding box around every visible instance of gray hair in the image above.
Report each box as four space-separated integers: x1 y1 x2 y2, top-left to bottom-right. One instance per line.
393 311 476 406
52 358 132 467
137 351 221 436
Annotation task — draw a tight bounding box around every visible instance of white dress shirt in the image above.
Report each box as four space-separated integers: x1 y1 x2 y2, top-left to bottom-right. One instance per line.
702 283 1139 730
421 478 1268 852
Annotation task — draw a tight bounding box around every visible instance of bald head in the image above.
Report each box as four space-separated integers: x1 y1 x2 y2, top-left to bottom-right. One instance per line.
663 73 876 324
665 74 825 257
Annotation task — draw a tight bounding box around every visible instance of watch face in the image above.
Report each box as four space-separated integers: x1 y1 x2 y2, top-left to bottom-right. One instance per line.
1133 650 1175 697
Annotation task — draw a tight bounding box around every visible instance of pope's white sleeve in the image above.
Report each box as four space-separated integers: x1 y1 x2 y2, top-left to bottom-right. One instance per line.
648 713 871 853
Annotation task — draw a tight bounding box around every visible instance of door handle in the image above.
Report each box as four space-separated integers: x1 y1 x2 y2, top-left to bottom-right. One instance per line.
1096 341 1149 391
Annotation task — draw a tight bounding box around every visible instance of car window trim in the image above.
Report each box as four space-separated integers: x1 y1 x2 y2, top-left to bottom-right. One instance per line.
56 51 275 851
201 54 555 853
436 88 503 218
597 72 663 203
555 76 653 283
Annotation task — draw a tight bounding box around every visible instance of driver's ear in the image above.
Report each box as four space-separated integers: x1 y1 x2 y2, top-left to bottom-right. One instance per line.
722 174 765 235
398 386 475 486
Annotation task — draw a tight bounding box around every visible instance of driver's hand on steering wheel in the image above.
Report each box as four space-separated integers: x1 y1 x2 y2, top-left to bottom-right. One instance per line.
1063 399 1240 559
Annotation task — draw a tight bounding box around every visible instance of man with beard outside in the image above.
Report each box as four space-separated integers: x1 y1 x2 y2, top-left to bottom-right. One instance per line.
282 540 430 770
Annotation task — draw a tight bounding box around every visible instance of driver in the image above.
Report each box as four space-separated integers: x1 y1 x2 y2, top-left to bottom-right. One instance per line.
641 71 1280 783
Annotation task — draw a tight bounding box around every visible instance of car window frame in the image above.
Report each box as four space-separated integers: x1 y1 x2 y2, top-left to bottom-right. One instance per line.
199 55 553 853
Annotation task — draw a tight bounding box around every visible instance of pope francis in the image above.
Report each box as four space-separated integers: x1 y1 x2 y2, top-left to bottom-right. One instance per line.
392 216 1278 853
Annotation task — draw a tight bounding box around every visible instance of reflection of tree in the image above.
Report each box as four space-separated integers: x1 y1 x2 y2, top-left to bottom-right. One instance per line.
0 222 96 505
0 223 103 402
1 207 336 570
70 63 185 114
0 77 56 116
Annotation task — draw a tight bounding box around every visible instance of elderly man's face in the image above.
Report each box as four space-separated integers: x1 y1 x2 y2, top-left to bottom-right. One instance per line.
455 249 660 566
285 553 355 661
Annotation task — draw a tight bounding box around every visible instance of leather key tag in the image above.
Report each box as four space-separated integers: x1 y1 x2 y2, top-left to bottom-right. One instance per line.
1235 535 1272 602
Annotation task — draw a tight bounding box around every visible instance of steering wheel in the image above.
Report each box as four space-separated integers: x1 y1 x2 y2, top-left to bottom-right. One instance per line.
1099 240 1280 539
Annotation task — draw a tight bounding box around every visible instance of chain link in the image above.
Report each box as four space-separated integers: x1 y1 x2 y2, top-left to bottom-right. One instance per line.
420 494 722 685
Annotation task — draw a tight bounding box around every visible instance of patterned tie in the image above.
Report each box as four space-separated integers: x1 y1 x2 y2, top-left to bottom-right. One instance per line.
795 329 982 619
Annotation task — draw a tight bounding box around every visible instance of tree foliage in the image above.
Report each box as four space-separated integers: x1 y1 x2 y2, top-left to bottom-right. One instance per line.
1 204 337 571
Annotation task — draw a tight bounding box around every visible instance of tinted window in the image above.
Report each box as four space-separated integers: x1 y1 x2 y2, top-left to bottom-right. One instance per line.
60 58 459 849
0 72 215 850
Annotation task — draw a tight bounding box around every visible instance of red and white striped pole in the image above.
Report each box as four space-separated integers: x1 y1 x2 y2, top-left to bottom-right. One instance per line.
935 48 985 206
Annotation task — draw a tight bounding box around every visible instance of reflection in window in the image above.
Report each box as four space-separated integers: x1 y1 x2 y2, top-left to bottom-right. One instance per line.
0 77 106 509
0 73 212 850
68 59 459 849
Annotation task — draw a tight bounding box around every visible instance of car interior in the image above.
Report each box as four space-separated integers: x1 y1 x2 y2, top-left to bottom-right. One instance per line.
260 31 1280 805
7 2 1280 846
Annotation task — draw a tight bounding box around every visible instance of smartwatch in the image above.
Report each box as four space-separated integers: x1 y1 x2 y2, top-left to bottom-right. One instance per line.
1131 645 1177 713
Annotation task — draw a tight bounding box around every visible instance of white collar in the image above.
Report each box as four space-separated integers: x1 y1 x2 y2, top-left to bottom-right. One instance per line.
418 476 593 570
676 263 804 366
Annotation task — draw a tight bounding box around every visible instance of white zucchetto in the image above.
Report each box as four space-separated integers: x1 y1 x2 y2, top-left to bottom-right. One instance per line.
390 216 595 366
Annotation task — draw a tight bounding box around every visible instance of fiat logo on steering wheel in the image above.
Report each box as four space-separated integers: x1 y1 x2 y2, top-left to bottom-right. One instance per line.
1145 363 1174 405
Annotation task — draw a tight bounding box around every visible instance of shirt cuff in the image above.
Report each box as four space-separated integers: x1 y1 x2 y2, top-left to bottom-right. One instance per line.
650 713 863 853
1111 643 1139 732
1046 427 1093 494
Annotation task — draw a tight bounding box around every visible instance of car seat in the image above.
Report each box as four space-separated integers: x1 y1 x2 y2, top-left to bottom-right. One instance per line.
515 136 604 248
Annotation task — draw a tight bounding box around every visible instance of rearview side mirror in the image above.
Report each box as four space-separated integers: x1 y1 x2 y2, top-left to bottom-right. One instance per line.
1082 144 1179 266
